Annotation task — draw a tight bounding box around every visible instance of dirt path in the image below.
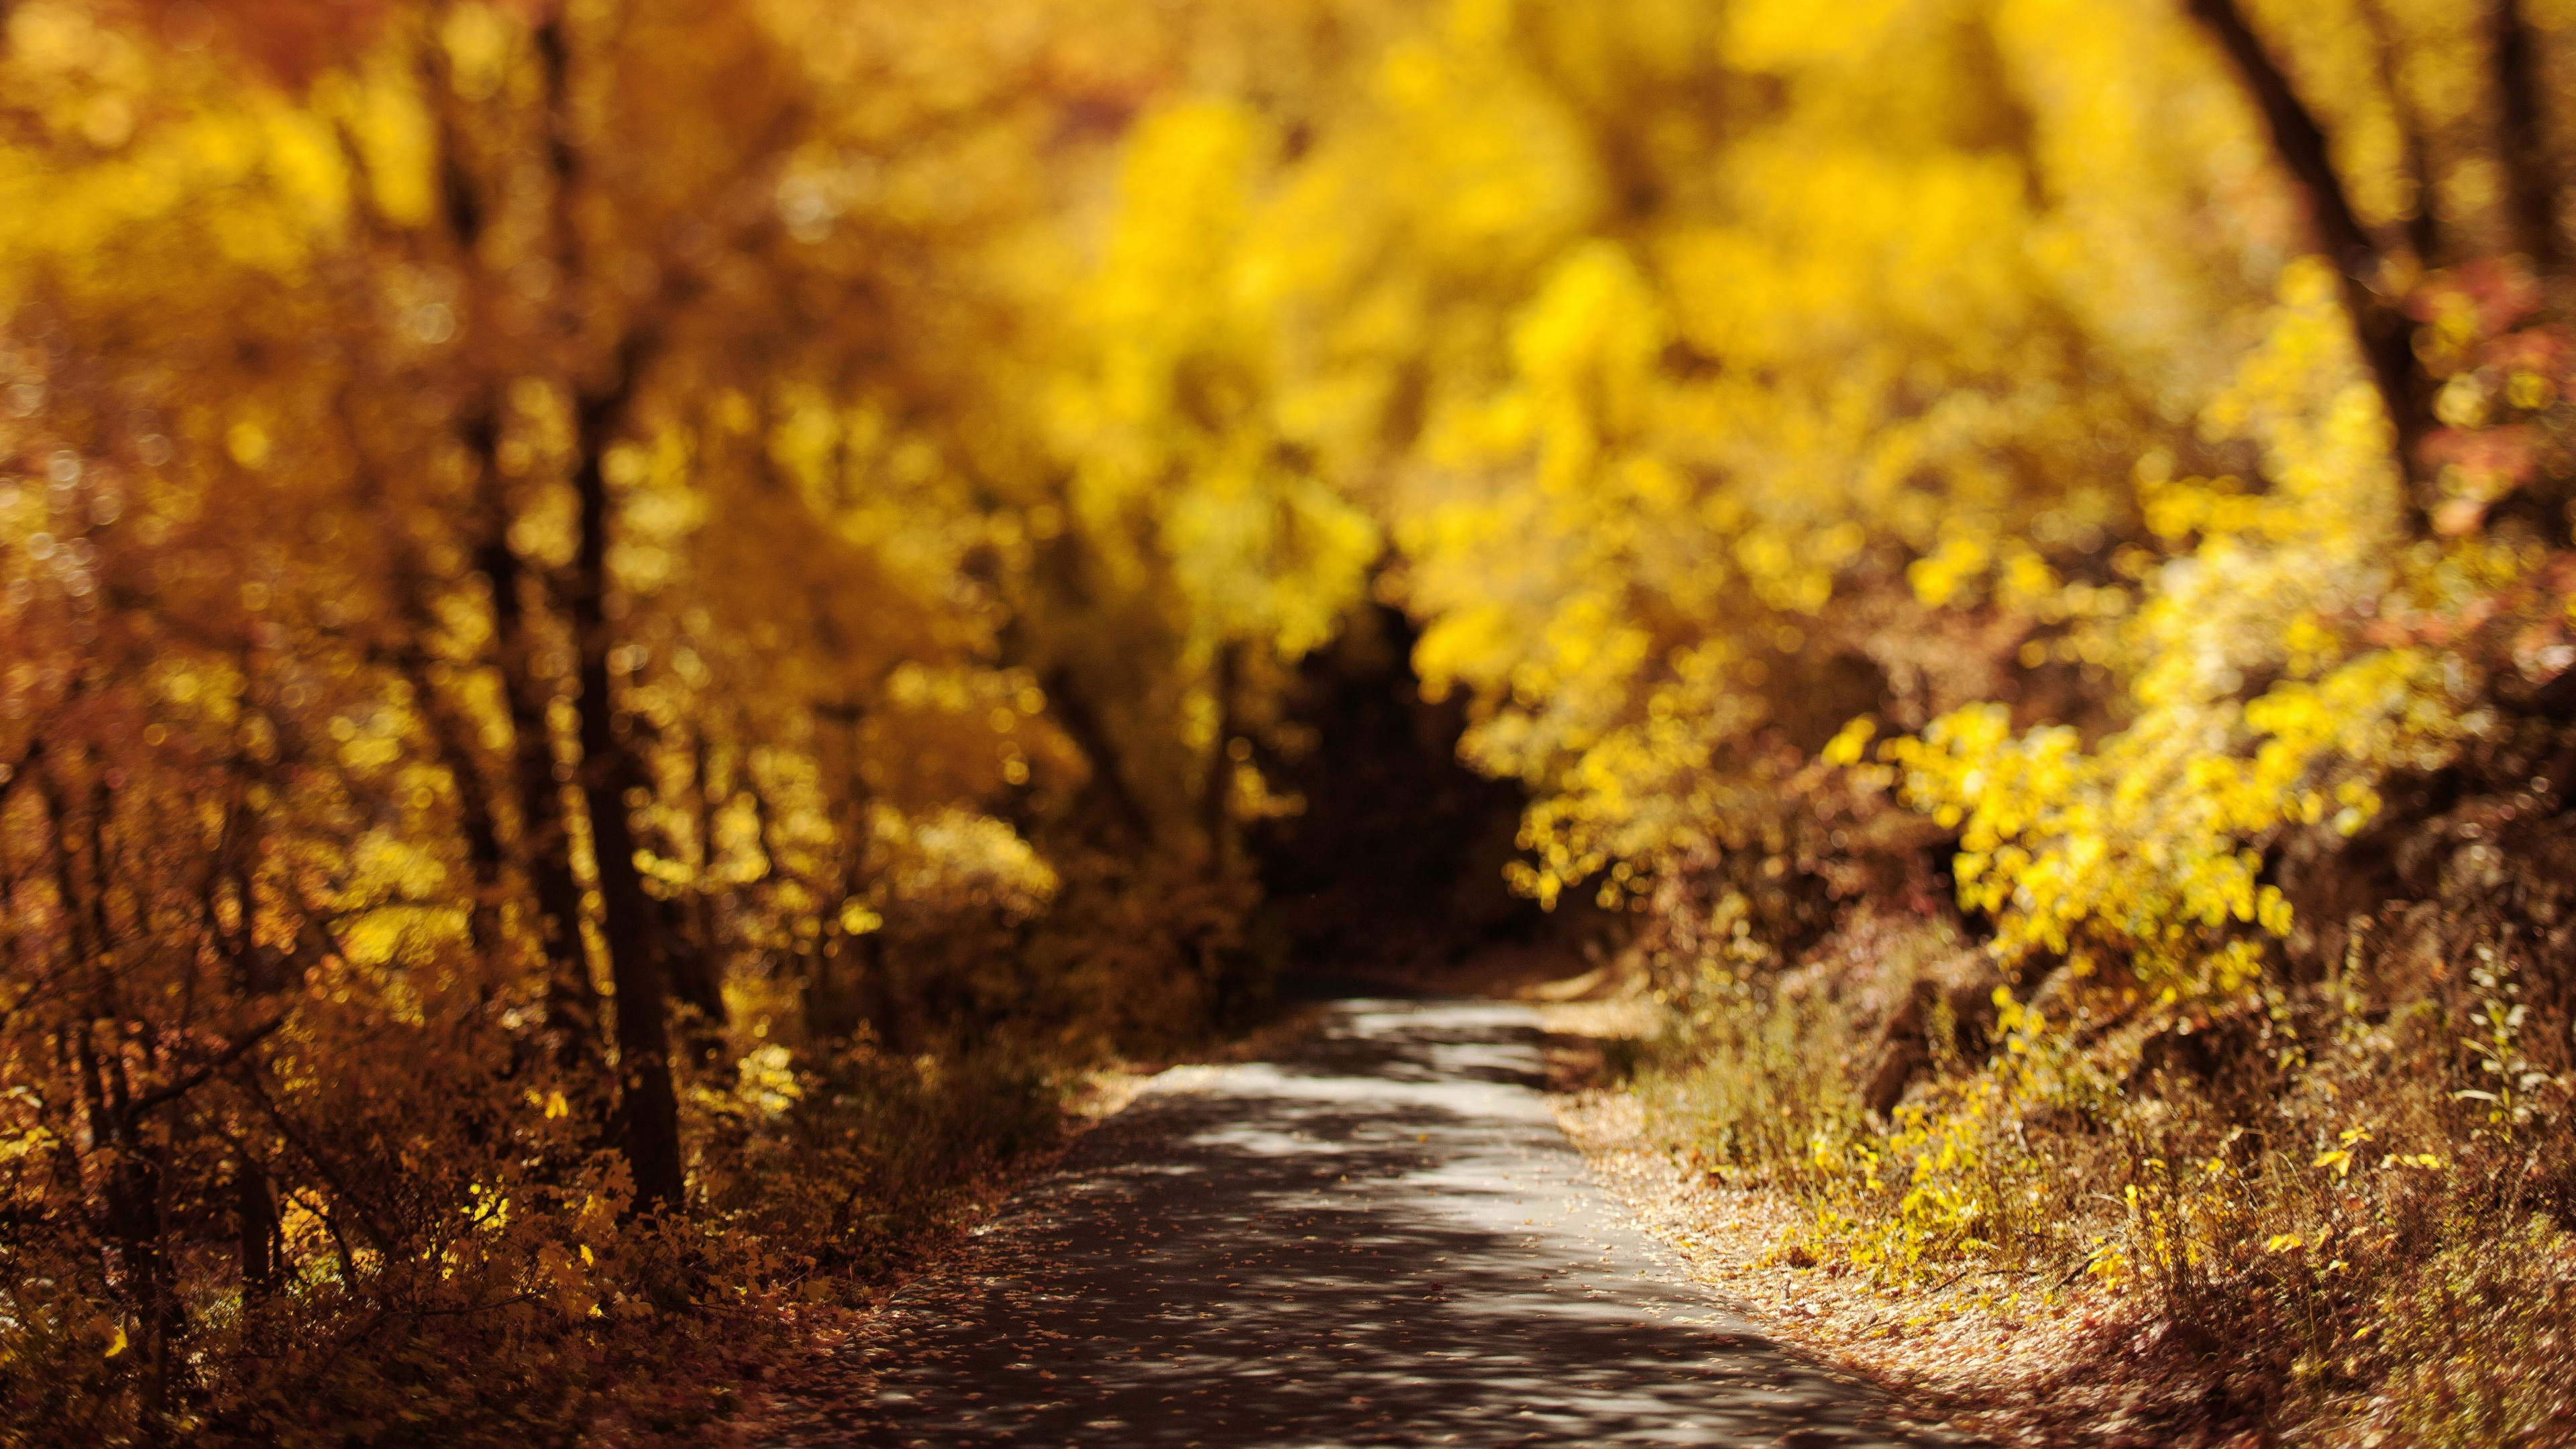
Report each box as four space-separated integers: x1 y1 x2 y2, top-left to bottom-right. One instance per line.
760 999 1972 1448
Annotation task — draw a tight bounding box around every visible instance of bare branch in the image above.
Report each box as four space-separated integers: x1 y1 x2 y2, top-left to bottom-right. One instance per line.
129 1014 288 1116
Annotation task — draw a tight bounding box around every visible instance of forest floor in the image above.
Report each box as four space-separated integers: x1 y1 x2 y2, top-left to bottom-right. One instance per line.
747 992 1976 1447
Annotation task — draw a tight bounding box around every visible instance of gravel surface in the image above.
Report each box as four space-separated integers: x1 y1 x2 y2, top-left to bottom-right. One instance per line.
759 998 1974 1448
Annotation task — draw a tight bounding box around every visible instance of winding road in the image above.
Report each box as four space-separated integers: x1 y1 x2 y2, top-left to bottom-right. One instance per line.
765 998 1969 1448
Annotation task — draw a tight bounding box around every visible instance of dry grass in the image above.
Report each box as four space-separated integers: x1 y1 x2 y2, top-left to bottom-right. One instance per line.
1559 1089 2123 1445
1540 921 2576 1448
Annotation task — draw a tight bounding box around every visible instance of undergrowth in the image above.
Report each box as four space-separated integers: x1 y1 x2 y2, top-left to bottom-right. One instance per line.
1637 910 2576 1445
0 1038 1073 1449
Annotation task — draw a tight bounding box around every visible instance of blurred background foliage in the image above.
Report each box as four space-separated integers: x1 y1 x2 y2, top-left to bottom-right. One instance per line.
7 0 2576 1442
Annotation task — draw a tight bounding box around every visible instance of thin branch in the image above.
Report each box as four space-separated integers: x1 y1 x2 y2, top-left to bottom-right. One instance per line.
129 1014 287 1116
231 1066 396 1256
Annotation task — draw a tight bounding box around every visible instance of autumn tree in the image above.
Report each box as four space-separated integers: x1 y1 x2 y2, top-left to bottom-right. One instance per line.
1 0 1350 1438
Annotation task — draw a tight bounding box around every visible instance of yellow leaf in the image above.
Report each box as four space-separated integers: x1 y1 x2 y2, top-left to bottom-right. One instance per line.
104 1324 127 1359
1820 716 1876 767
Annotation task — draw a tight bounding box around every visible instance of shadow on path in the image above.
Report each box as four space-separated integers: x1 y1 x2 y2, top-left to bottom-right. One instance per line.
765 1000 1971 1448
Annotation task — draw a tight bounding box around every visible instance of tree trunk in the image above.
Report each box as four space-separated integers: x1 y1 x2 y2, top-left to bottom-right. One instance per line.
671 732 728 1067
1044 665 1155 847
478 495 602 1075
1202 641 1240 875
2189 0 2430 525
568 418 685 1216
859 929 904 1053
2495 0 2563 272
392 647 509 963
234 1156 280 1297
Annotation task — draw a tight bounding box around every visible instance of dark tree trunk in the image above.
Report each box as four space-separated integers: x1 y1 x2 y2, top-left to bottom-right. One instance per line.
45 775 169 1345
1203 640 1240 875
569 402 685 1216
235 1156 280 1296
1045 665 1155 847
2189 0 2430 527
479 493 602 1073
2494 0 2563 271
670 733 728 1067
859 929 904 1053
392 645 509 962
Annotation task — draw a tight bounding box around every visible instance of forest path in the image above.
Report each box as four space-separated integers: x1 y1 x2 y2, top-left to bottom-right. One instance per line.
762 998 1968 1448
